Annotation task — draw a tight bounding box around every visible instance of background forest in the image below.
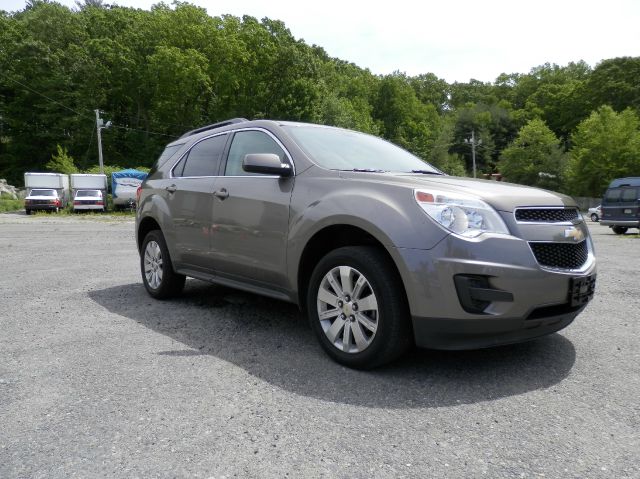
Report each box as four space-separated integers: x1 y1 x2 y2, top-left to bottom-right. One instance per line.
1 1 639 197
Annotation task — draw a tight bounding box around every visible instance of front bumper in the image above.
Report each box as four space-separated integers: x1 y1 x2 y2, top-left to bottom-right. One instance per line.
73 204 104 211
25 204 59 211
394 229 596 350
600 220 639 227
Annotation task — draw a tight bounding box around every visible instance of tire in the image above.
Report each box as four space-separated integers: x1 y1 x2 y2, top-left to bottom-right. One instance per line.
590 213 598 222
25 209 31 215
612 226 628 235
307 246 412 369
140 230 186 299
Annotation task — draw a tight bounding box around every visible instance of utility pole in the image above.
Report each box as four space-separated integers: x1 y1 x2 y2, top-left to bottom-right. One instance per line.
95 109 104 174
95 109 111 174
464 129 482 178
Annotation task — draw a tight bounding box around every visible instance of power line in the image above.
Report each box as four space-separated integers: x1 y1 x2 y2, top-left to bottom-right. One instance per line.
1 72 179 139
0 72 92 119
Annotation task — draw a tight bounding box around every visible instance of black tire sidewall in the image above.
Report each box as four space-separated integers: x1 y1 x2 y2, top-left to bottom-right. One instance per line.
307 246 409 369
140 230 184 299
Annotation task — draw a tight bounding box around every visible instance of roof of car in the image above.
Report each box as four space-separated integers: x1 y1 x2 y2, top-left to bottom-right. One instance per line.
166 119 330 147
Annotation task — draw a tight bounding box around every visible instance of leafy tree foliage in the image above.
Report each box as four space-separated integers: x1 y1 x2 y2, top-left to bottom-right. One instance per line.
566 106 640 197
500 119 566 191
46 144 79 174
0 2 639 196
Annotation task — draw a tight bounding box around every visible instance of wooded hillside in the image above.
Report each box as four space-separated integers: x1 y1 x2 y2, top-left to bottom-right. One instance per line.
1 1 639 196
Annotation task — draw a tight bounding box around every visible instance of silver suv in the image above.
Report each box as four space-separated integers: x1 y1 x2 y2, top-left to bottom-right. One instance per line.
136 119 596 369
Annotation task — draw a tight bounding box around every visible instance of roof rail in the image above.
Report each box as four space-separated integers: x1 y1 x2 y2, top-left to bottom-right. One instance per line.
178 118 249 139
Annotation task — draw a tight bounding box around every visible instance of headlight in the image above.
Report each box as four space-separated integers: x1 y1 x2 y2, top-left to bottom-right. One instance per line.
414 189 509 238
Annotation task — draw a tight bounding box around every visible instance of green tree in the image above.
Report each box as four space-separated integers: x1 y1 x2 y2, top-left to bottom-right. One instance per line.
46 144 79 174
499 118 566 190
586 57 640 113
566 106 640 197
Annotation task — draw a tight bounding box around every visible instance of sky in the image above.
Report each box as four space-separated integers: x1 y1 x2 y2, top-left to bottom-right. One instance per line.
2 0 639 83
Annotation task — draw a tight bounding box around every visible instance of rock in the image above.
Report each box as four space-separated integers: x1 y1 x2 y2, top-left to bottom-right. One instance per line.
0 179 19 199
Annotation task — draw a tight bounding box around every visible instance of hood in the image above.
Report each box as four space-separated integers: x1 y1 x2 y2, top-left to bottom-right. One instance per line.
337 172 575 212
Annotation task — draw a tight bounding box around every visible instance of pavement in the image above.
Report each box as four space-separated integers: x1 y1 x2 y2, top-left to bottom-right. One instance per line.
0 212 638 478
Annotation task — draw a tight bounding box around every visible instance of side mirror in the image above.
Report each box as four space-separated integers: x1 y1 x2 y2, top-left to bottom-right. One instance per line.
242 153 292 177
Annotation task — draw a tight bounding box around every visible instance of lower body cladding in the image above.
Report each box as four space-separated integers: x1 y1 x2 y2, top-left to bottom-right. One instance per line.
395 232 596 350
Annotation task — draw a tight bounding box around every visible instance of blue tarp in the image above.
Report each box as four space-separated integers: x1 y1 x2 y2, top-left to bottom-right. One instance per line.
111 169 147 199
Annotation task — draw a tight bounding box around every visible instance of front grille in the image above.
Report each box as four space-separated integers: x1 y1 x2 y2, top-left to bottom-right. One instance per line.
515 208 579 223
529 240 589 270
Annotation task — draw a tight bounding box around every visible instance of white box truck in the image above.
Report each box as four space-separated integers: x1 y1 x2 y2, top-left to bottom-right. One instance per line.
70 174 108 212
24 173 70 213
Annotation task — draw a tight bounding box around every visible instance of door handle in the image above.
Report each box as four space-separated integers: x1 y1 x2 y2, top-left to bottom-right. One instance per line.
166 184 177 193
213 188 229 200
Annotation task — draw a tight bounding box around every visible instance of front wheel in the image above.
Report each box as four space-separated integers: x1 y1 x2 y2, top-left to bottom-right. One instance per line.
307 246 412 369
590 213 598 222
612 226 628 235
141 230 186 299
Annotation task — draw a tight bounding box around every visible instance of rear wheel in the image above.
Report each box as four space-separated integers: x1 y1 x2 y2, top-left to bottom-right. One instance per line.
25 209 31 215
141 230 186 299
612 226 628 235
590 213 598 222
307 246 412 369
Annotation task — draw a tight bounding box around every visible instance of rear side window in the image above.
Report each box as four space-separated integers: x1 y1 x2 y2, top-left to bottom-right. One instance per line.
621 188 638 202
225 130 286 176
174 134 228 177
604 188 622 203
156 143 184 168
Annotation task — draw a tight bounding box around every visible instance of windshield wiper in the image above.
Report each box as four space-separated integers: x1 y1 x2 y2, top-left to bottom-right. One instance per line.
411 170 444 175
349 168 386 173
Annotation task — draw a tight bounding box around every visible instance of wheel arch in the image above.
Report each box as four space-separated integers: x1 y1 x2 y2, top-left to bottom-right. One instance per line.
137 216 161 252
296 224 409 312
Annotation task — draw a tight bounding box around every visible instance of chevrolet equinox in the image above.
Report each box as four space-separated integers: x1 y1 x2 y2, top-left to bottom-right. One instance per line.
136 119 596 369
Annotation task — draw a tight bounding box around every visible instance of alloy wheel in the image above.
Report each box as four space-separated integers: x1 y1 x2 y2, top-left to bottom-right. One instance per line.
144 240 163 289
316 266 379 353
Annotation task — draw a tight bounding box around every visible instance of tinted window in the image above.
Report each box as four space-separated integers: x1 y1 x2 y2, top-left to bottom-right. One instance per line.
604 188 622 203
156 143 184 168
179 134 227 177
225 130 286 176
621 188 638 202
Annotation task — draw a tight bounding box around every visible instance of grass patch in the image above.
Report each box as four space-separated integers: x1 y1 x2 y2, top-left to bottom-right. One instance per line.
0 198 23 213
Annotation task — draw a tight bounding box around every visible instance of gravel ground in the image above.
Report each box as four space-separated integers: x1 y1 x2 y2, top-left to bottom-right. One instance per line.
0 212 638 478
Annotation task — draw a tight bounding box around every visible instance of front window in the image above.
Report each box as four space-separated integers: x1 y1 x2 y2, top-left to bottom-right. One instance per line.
283 125 440 173
30 189 56 196
225 130 286 176
75 190 101 197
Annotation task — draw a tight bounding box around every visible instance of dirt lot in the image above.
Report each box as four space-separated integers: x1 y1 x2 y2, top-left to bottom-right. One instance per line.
0 212 638 478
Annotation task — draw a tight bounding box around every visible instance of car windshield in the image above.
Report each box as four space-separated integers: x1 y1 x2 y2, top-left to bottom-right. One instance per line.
283 125 441 173
30 189 55 196
76 190 101 197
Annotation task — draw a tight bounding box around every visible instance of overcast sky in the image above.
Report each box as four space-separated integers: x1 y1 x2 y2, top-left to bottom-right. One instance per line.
3 0 639 83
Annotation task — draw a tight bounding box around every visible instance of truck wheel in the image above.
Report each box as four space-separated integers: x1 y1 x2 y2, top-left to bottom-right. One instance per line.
307 246 412 369
25 209 31 215
140 230 186 299
612 226 628 235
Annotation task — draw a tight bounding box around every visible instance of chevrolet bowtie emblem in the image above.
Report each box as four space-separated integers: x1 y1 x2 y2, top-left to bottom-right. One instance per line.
564 227 585 242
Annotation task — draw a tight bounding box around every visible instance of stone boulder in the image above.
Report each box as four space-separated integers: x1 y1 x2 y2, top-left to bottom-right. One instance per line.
0 179 19 199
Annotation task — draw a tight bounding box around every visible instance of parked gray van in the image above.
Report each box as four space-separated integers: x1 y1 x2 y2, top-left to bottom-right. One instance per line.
136 119 596 368
600 177 640 234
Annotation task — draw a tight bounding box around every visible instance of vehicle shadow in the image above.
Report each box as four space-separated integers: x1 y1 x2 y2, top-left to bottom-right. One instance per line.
89 282 576 409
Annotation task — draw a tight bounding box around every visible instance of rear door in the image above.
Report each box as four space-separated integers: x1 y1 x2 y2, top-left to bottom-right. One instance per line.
167 133 229 272
209 129 294 290
602 186 640 223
